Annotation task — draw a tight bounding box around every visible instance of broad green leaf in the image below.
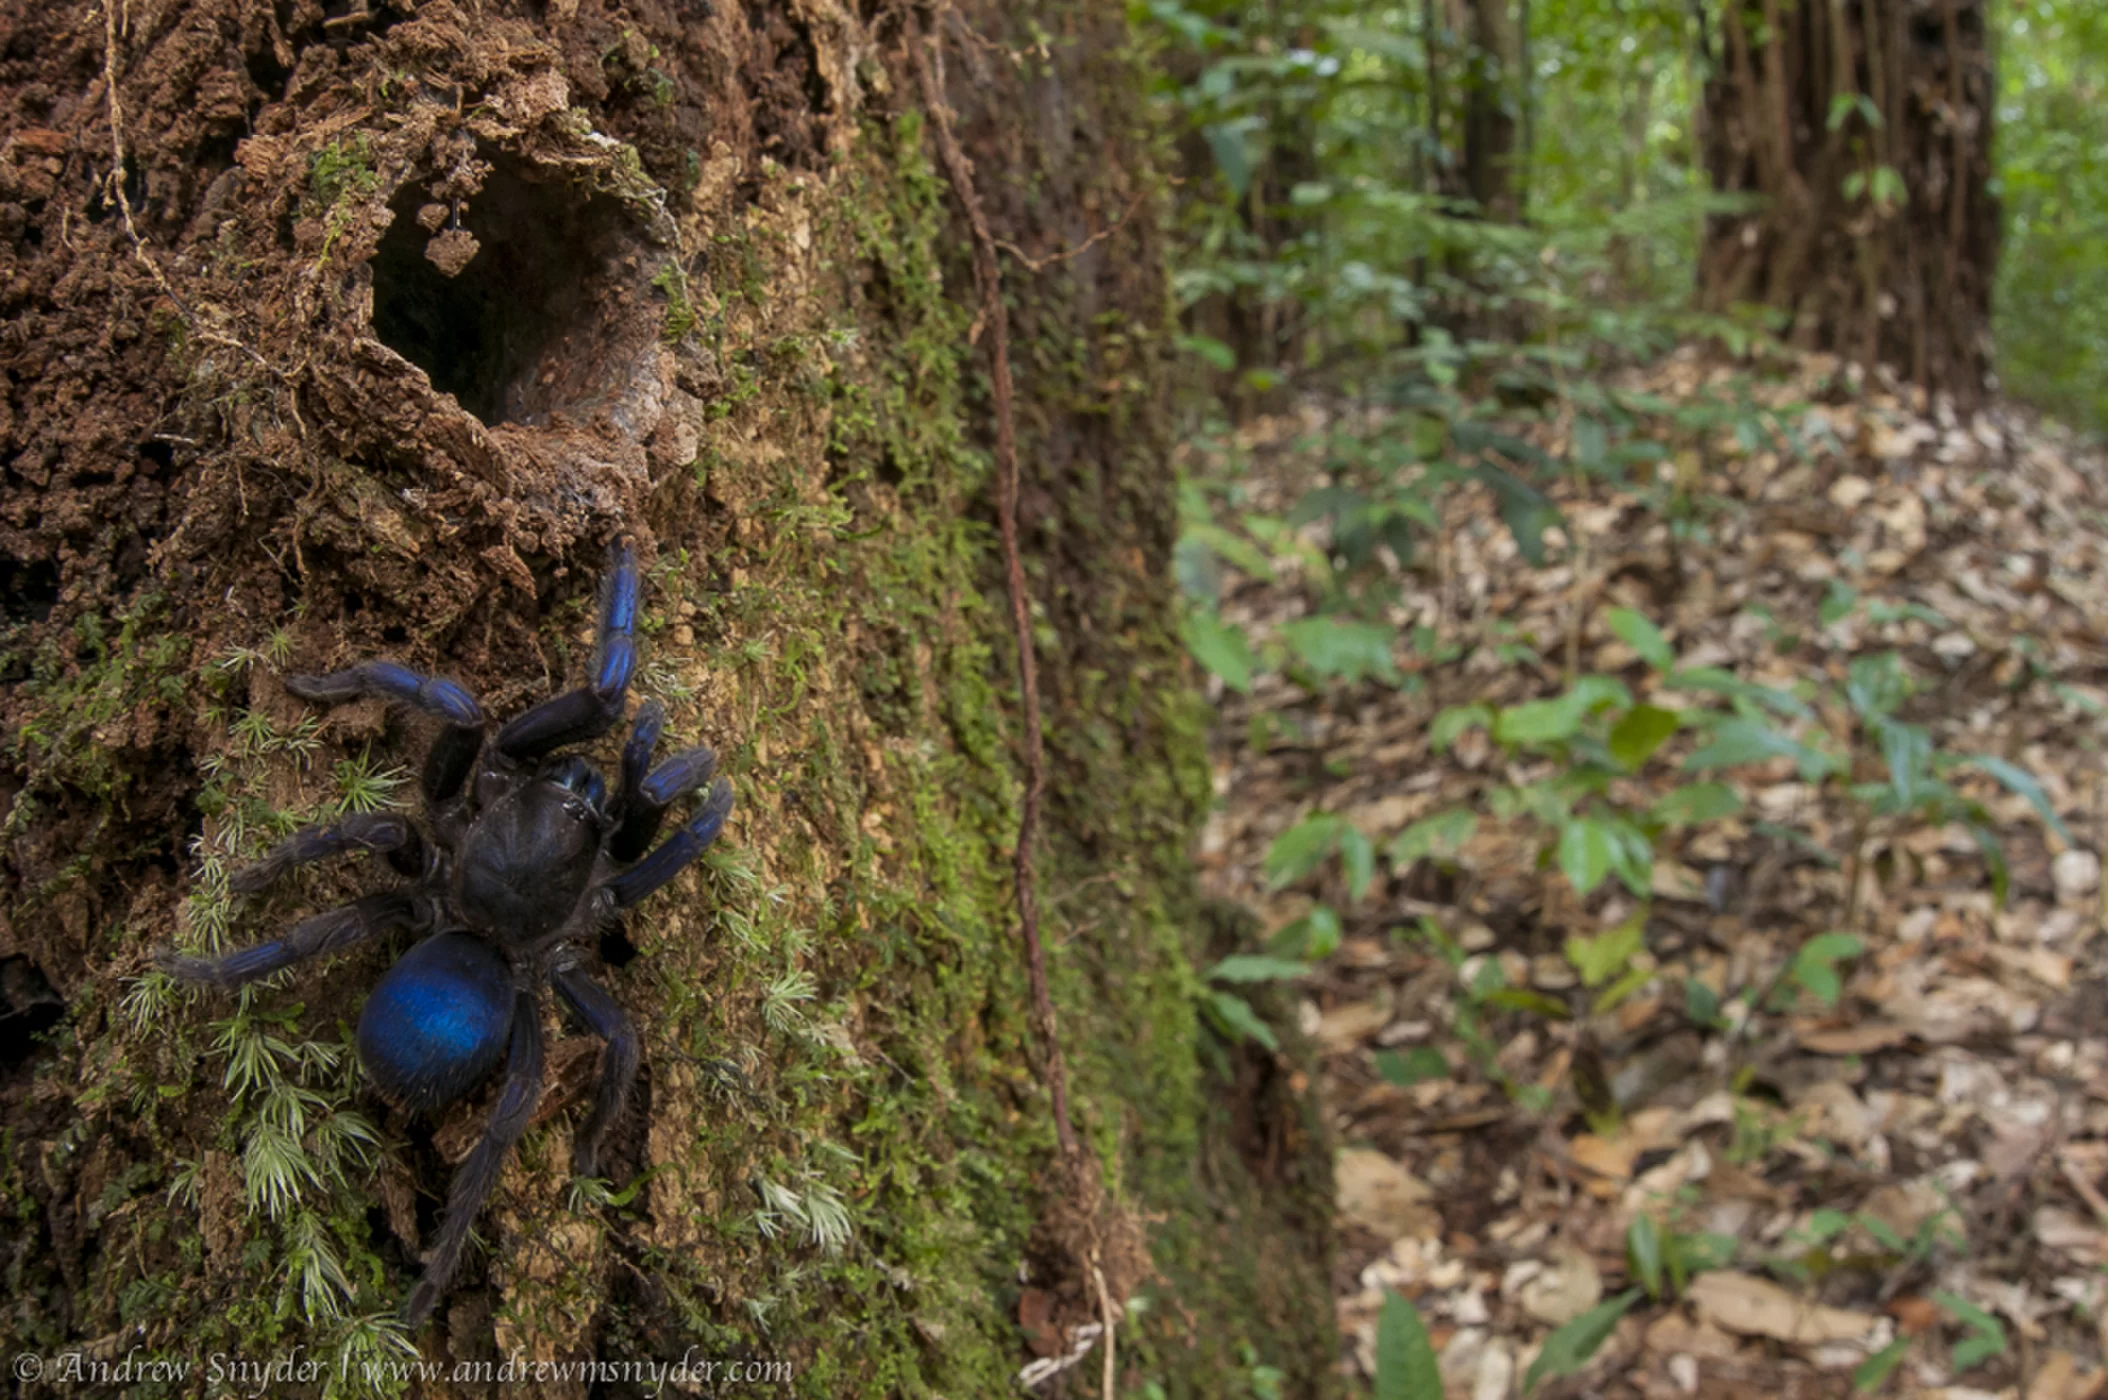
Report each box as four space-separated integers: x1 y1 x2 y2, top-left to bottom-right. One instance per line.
1470 463 1564 567
1185 522 1275 580
1606 607 1675 671
1844 651 1909 719
1174 333 1237 372
1430 704 1494 752
1523 1290 1642 1392
1570 674 1636 711
1558 818 1615 896
1933 1291 2006 1371
1341 825 1377 903
1207 991 1279 1051
1788 932 1864 1007
1684 977 1724 1028
1482 987 1570 1019
1374 1289 1443 1400
1374 1046 1451 1088
1686 718 1837 780
1566 909 1646 987
1804 1209 1852 1243
1627 1215 1664 1299
1205 955 1312 983
1664 666 1813 719
1499 696 1587 746
1281 617 1400 685
1203 122 1253 199
1959 755 2074 842
1609 705 1680 770
1183 612 1255 694
1496 678 1628 748
1388 808 1478 865
1264 813 1344 889
1276 905 1343 960
1594 961 1653 1015
1650 781 1744 827
1852 1337 1910 1393
1820 579 1860 626
1876 720 1932 808
1571 416 1609 474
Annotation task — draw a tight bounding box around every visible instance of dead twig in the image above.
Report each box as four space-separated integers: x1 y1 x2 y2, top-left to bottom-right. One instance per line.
994 187 1152 274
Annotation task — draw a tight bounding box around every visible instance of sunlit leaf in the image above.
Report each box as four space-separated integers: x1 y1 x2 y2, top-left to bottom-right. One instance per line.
1853 1337 1910 1393
1430 704 1493 752
1206 991 1279 1052
1183 612 1255 693
1388 808 1478 865
1374 1289 1443 1400
1627 1215 1664 1299
1959 754 2073 842
1206 955 1312 983
1558 818 1615 895
1265 812 1344 888
1609 704 1680 770
1649 781 1744 826
1281 617 1400 685
1523 1290 1642 1392
1566 909 1646 987
1606 607 1675 671
1341 825 1377 902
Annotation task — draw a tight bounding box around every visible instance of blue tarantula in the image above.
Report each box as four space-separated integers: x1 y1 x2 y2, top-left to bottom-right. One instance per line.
159 539 733 1326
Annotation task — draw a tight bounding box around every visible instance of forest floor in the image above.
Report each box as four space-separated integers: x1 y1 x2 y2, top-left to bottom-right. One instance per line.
1187 351 2108 1400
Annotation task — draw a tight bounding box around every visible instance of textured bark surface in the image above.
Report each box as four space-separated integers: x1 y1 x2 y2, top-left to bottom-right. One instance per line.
1697 0 1998 406
0 0 1337 1393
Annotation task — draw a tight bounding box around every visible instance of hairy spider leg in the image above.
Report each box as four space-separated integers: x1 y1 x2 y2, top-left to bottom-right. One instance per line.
284 661 486 804
157 892 430 989
610 742 718 864
551 966 640 1177
606 779 735 908
402 989 544 1329
227 812 426 893
610 699 665 837
495 539 642 761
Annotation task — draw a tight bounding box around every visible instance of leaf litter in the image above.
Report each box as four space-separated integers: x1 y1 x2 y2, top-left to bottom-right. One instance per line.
1189 351 2108 1398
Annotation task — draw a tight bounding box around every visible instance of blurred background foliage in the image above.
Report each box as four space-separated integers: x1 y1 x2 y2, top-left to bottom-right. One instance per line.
1997 1 2108 432
1143 0 2105 435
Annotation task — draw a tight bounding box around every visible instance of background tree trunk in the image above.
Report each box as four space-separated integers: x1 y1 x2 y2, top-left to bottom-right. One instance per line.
1696 0 1998 407
1462 0 1520 222
0 1 1336 1392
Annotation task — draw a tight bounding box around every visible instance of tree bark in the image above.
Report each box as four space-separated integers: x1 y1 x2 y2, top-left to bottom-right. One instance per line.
1696 0 1998 407
0 0 1336 1392
1462 0 1521 222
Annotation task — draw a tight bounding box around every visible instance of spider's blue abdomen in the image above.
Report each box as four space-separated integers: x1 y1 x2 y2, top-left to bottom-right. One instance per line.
357 933 514 1115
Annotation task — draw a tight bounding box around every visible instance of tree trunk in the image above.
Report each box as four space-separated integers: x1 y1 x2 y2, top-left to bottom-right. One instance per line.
1462 0 1520 222
0 1 1336 1393
1696 0 1998 407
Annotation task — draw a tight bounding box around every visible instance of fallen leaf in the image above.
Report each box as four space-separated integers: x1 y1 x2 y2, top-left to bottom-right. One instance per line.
1514 1240 1604 1326
1795 1021 1911 1055
1336 1147 1438 1240
2029 1350 2107 1400
1688 1270 1882 1347
1316 998 1391 1050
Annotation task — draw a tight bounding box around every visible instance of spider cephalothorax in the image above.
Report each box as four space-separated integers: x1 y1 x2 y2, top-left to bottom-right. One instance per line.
159 539 732 1326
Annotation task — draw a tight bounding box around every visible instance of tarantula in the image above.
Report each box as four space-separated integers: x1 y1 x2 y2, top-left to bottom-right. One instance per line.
159 539 733 1327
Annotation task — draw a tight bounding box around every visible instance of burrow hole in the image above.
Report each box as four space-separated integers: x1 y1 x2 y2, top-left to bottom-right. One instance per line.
370 159 651 428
